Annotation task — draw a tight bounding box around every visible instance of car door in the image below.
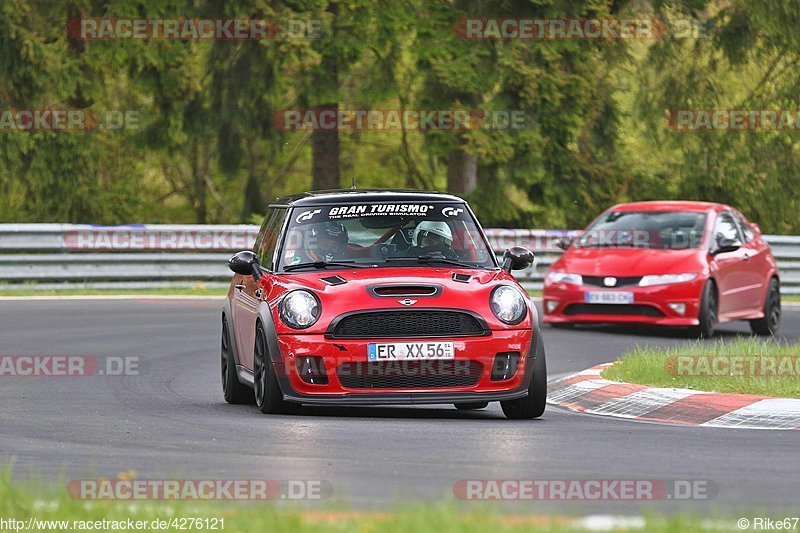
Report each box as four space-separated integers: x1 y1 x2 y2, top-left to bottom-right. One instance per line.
708 211 749 316
732 210 770 312
232 208 285 370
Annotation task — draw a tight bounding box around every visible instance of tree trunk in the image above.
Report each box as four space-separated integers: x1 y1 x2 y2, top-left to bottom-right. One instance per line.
312 104 341 190
311 30 340 191
446 148 477 195
192 141 207 224
242 139 265 220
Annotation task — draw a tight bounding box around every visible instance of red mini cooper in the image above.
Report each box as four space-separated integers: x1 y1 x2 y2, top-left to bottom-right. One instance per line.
543 201 780 337
221 190 546 419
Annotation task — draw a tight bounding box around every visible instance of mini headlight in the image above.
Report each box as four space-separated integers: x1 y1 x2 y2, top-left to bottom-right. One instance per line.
279 290 321 329
639 273 697 287
546 271 583 285
490 285 527 325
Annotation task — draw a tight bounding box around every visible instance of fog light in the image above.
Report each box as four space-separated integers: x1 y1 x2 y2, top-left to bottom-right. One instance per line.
296 356 328 385
668 303 687 315
545 300 559 314
491 352 520 381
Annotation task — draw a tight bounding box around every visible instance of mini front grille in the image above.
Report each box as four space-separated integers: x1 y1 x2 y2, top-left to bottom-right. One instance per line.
563 303 664 317
337 360 483 389
327 310 488 339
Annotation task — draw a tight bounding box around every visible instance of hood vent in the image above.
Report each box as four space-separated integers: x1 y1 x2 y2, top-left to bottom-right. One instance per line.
320 275 347 286
368 284 442 297
452 273 472 283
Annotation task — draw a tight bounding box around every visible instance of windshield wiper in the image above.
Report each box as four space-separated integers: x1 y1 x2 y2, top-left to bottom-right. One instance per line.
385 256 479 269
283 260 368 272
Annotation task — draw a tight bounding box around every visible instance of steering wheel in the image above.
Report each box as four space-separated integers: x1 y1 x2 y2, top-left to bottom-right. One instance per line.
373 217 412 246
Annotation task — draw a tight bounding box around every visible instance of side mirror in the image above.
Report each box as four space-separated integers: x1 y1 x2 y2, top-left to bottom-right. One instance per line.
711 236 741 255
228 250 262 281
752 223 762 236
555 237 573 251
502 246 535 272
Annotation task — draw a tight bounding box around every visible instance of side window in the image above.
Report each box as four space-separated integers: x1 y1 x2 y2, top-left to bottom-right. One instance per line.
257 208 286 270
713 212 741 247
252 211 273 254
732 212 754 243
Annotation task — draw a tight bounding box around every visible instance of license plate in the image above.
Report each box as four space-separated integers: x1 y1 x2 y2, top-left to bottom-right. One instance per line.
585 291 634 304
367 342 455 361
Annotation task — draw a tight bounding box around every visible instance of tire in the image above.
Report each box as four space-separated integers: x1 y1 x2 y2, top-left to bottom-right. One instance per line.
750 278 781 336
254 323 297 414
689 281 717 339
454 402 489 410
501 333 547 420
221 318 253 404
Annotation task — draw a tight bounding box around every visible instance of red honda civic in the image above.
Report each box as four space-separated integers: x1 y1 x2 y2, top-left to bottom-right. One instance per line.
543 201 780 337
221 190 546 419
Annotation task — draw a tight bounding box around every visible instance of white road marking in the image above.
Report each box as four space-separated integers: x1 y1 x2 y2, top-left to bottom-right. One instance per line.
587 388 697 418
547 379 613 404
702 398 800 429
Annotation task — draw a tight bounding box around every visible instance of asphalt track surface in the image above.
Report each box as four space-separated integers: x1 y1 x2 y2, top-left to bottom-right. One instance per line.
1 298 799 516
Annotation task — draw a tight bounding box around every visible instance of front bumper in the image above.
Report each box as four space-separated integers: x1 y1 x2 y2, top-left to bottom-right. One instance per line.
542 279 704 326
273 330 534 405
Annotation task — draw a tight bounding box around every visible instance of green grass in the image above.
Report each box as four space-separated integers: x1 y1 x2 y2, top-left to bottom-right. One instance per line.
0 472 752 532
602 337 800 398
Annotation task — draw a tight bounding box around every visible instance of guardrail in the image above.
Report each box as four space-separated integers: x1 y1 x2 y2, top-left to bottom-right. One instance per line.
0 224 798 294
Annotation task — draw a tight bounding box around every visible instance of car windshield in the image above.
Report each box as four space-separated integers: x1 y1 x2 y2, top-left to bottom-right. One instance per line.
578 211 707 250
278 202 497 270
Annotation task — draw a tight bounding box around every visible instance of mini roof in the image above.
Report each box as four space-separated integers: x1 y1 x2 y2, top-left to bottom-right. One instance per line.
610 201 731 213
270 189 466 207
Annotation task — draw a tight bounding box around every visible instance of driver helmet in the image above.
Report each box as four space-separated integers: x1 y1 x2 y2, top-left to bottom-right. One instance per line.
413 221 453 247
308 221 348 245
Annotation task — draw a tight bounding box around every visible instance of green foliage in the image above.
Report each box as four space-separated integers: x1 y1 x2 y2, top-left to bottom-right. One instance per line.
0 0 798 232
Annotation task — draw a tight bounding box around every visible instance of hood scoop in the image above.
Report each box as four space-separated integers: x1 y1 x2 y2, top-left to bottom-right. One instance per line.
452 273 472 283
320 275 347 286
368 284 442 297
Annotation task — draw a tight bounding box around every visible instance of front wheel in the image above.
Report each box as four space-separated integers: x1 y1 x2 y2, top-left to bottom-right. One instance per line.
254 323 297 414
221 318 253 405
501 334 547 420
689 281 717 339
750 278 780 336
